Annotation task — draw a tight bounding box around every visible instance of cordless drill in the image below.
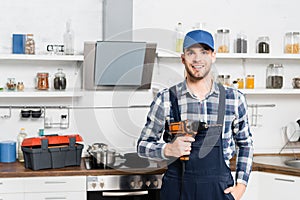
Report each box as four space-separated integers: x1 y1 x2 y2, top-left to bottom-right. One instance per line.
168 120 208 160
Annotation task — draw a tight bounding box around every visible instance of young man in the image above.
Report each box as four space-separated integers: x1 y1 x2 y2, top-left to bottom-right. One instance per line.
137 30 253 200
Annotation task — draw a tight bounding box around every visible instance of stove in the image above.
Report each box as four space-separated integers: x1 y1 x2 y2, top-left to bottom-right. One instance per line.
85 156 164 200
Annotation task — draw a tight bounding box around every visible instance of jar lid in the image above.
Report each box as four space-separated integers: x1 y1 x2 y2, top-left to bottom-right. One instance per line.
217 29 230 33
268 64 283 68
37 72 49 77
286 32 300 36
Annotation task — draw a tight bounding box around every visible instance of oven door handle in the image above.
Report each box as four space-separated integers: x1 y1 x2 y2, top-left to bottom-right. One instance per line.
102 191 148 196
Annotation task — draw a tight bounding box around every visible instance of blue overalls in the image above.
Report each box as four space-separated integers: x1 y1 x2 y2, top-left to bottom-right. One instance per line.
161 84 235 200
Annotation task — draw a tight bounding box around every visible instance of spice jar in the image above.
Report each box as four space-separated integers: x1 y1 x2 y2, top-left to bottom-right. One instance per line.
216 29 230 53
6 78 16 90
237 78 244 89
236 33 247 53
36 72 49 90
25 34 35 54
284 32 300 54
266 64 284 89
224 75 231 86
53 68 67 90
245 75 255 89
217 75 225 85
17 82 24 91
256 36 270 53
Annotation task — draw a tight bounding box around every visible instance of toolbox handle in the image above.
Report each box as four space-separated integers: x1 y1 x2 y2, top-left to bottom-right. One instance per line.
41 139 48 150
68 137 76 148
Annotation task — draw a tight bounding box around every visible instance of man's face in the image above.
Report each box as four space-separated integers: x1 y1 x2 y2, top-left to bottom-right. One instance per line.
181 44 216 82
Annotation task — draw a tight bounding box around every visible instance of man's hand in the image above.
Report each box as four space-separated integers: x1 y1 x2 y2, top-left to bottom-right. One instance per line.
224 183 246 200
164 136 195 157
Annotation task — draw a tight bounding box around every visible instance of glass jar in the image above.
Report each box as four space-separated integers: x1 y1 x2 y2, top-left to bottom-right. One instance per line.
237 78 244 89
236 33 247 53
266 64 284 89
284 32 300 54
256 36 270 53
17 82 24 91
6 78 16 91
217 75 225 85
36 72 49 90
25 34 35 54
224 75 231 86
53 68 67 90
216 29 230 53
245 75 255 89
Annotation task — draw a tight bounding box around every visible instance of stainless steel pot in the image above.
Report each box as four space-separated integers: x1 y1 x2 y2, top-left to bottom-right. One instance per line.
87 143 120 169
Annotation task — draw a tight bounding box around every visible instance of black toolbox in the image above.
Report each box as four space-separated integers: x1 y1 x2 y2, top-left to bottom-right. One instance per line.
21 134 83 170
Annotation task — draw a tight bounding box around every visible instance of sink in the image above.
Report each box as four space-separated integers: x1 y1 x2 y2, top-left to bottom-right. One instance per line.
285 159 300 168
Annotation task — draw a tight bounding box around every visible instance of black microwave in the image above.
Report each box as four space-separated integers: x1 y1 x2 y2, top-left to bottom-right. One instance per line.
83 41 157 90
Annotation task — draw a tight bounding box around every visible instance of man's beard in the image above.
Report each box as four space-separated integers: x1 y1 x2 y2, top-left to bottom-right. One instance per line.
185 66 210 82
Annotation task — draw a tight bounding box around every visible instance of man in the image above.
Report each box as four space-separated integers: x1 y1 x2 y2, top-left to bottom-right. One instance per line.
137 29 253 200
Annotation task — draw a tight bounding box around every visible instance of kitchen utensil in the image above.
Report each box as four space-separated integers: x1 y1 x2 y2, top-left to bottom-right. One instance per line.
20 109 31 118
0 140 16 163
292 77 300 88
120 152 150 168
285 120 300 142
87 143 120 169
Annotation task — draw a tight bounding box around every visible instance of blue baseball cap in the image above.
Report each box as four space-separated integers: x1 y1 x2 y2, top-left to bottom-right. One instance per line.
183 30 214 51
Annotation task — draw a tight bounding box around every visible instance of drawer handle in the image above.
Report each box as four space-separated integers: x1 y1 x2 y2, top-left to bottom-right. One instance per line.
274 178 295 182
103 191 148 196
44 197 67 200
44 181 67 184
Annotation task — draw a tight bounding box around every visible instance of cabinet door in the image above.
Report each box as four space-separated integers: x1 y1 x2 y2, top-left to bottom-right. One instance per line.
0 178 24 193
0 193 24 200
24 192 86 200
258 172 299 200
23 176 86 193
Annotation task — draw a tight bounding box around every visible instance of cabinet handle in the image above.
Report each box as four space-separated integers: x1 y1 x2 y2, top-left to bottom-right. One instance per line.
274 178 295 182
44 181 67 184
44 197 67 200
103 191 148 196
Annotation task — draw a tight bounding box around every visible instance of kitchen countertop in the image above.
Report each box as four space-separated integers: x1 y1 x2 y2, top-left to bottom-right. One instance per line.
0 155 299 178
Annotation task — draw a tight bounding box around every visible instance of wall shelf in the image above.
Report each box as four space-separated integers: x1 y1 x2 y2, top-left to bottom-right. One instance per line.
0 54 84 61
0 88 84 97
241 89 300 95
157 50 300 60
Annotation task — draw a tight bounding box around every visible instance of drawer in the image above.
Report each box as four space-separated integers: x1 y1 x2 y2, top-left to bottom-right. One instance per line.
0 193 24 200
24 176 86 192
0 178 24 193
24 192 86 200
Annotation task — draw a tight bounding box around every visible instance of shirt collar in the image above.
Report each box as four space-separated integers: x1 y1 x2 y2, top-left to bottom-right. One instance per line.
179 79 220 99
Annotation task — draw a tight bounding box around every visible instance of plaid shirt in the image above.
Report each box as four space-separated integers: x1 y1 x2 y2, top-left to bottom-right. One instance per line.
137 80 253 185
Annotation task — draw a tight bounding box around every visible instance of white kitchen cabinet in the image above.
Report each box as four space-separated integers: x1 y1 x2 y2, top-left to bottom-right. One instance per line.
0 54 84 98
23 176 86 193
0 178 24 200
24 192 85 200
257 172 299 200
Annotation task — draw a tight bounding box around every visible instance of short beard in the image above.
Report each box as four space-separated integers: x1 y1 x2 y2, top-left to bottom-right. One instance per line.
185 66 209 82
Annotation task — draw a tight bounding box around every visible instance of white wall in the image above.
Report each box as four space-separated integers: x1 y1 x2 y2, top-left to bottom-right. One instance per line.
0 0 299 155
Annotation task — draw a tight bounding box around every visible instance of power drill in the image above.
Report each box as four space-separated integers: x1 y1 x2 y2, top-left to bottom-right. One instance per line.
168 120 208 161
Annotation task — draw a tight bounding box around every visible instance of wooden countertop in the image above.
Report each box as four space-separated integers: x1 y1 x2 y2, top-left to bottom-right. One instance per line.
0 159 167 178
0 155 299 178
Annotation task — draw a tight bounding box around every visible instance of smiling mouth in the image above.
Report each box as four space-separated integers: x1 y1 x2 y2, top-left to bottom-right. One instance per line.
192 65 204 69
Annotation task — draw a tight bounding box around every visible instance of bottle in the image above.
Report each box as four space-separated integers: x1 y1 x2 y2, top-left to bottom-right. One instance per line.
60 115 68 129
245 75 255 89
25 34 35 54
175 22 184 53
54 68 67 90
236 33 247 53
63 20 74 55
266 64 284 89
17 128 27 162
216 29 230 53
256 36 270 53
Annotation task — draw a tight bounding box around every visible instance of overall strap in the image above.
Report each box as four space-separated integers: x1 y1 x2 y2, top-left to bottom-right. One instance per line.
217 83 226 126
169 85 181 122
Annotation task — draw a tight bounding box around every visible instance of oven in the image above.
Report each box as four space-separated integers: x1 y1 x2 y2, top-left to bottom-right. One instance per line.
87 174 162 200
85 155 163 200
